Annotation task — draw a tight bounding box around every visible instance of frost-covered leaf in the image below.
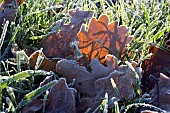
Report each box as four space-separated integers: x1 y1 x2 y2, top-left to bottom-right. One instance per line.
0 0 24 48
45 78 76 113
56 54 142 112
149 73 170 112
56 54 116 97
78 15 132 63
94 69 134 101
41 8 94 59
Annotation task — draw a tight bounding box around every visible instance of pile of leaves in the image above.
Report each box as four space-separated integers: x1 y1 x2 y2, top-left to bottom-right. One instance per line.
0 0 170 113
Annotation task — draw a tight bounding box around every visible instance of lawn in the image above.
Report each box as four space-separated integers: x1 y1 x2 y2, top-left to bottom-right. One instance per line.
0 0 170 112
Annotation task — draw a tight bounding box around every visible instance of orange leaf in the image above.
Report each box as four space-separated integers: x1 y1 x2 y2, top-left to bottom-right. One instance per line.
29 50 57 73
78 15 132 63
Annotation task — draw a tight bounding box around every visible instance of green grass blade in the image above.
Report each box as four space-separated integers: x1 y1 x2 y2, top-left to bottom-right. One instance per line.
16 80 57 110
6 97 16 113
1 70 33 89
6 87 17 107
0 21 9 50
125 61 141 96
114 101 120 113
110 78 124 101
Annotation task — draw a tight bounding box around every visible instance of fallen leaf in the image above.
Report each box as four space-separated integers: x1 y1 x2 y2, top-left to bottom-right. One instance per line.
29 50 58 73
94 65 136 103
149 73 170 112
56 53 142 112
78 15 132 63
45 78 76 113
141 46 170 92
76 58 141 112
56 54 117 97
41 8 94 59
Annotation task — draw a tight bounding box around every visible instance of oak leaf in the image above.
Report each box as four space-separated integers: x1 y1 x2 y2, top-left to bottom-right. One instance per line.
45 78 76 113
56 54 117 97
41 8 94 59
149 73 170 112
78 15 132 63
76 57 141 112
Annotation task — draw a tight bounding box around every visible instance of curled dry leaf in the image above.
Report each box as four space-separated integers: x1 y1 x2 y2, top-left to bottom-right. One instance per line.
29 50 57 73
149 73 170 112
45 78 76 113
41 8 94 59
56 54 117 97
141 46 170 92
78 15 132 63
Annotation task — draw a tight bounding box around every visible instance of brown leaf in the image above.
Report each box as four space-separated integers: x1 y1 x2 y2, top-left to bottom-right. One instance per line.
78 15 132 63
45 78 76 113
41 8 94 59
56 54 116 97
141 46 170 92
29 50 57 73
149 73 170 112
76 60 141 112
94 67 135 101
56 59 96 97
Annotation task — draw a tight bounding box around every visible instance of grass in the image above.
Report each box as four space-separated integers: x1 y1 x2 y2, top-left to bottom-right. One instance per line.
0 0 170 112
